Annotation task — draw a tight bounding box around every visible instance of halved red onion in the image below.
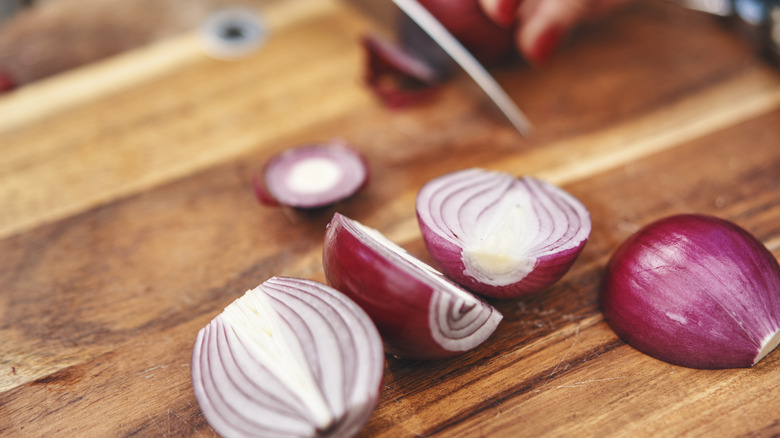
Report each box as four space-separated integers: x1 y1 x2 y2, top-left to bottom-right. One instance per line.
601 214 780 369
323 213 503 359
253 141 368 209
191 276 384 437
416 168 591 299
362 33 443 109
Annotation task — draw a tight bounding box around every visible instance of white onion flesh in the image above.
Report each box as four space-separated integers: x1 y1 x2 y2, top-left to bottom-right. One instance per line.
191 277 384 437
416 168 592 299
323 213 503 359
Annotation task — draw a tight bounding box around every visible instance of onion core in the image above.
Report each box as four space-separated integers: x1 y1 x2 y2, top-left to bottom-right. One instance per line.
191 276 384 437
601 214 780 369
323 213 503 359
416 168 592 299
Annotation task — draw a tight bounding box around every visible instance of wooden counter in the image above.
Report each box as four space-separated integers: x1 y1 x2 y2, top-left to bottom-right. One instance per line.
1 0 779 435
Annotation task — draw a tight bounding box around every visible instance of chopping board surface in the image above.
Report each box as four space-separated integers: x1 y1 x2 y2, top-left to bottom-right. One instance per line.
1 0 779 436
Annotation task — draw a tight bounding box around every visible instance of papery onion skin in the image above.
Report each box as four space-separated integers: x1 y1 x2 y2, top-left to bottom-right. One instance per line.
601 214 780 369
416 168 592 299
191 277 384 437
416 0 515 64
323 213 503 360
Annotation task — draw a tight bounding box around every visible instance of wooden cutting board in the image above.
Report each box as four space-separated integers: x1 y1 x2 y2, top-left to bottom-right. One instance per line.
1 0 779 436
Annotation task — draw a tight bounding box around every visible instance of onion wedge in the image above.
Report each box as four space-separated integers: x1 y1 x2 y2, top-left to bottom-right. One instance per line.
323 213 503 359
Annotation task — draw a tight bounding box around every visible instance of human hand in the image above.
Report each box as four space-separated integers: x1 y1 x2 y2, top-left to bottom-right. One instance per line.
478 0 631 64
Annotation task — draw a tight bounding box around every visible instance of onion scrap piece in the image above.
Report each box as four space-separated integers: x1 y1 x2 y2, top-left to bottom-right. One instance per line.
191 276 384 437
601 214 780 369
323 213 503 359
362 33 443 108
416 168 592 299
254 141 369 209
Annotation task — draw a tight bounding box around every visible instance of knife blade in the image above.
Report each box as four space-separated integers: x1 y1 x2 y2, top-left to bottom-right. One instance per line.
391 0 533 136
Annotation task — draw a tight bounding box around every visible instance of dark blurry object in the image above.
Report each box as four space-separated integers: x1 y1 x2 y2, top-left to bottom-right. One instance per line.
200 8 267 59
678 0 780 65
0 0 33 25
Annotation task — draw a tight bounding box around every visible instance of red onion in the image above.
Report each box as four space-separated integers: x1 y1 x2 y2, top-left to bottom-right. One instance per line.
191 276 384 437
416 168 591 299
601 214 780 369
414 0 515 64
322 213 503 359
253 141 368 209
362 33 443 109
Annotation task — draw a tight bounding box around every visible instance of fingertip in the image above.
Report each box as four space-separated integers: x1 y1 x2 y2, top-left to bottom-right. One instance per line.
524 24 564 65
478 0 522 28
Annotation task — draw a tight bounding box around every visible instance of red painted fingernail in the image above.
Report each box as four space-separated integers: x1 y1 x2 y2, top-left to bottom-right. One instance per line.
528 25 564 65
0 70 17 93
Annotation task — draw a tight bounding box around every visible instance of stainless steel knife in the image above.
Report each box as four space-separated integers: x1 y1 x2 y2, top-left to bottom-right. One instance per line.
346 0 533 136
391 0 533 136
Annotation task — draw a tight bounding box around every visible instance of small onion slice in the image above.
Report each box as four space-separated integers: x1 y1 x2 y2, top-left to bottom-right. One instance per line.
601 214 780 369
323 213 503 359
254 141 369 209
416 168 592 299
191 276 384 437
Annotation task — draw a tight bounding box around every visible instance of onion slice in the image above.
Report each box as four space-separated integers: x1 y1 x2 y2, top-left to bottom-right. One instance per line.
254 141 369 209
191 276 384 437
416 168 592 299
323 213 503 359
601 214 780 369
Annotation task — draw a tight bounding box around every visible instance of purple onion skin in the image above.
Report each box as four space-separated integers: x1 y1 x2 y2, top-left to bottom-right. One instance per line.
601 214 780 369
323 213 502 360
418 216 589 299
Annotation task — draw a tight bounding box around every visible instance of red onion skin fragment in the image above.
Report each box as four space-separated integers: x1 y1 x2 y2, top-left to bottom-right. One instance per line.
254 141 369 210
416 168 592 299
191 277 384 437
601 214 780 369
323 213 503 360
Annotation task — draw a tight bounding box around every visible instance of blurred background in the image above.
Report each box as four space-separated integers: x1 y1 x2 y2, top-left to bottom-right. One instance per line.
0 0 281 88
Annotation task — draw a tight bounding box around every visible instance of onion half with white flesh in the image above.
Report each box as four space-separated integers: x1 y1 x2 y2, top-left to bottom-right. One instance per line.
323 213 503 360
191 277 384 437
416 168 592 299
254 142 368 209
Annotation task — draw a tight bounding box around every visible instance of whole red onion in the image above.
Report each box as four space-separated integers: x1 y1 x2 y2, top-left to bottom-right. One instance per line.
601 214 780 369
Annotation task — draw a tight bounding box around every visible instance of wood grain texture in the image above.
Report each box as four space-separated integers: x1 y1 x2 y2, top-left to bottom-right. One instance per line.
1 0 779 436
